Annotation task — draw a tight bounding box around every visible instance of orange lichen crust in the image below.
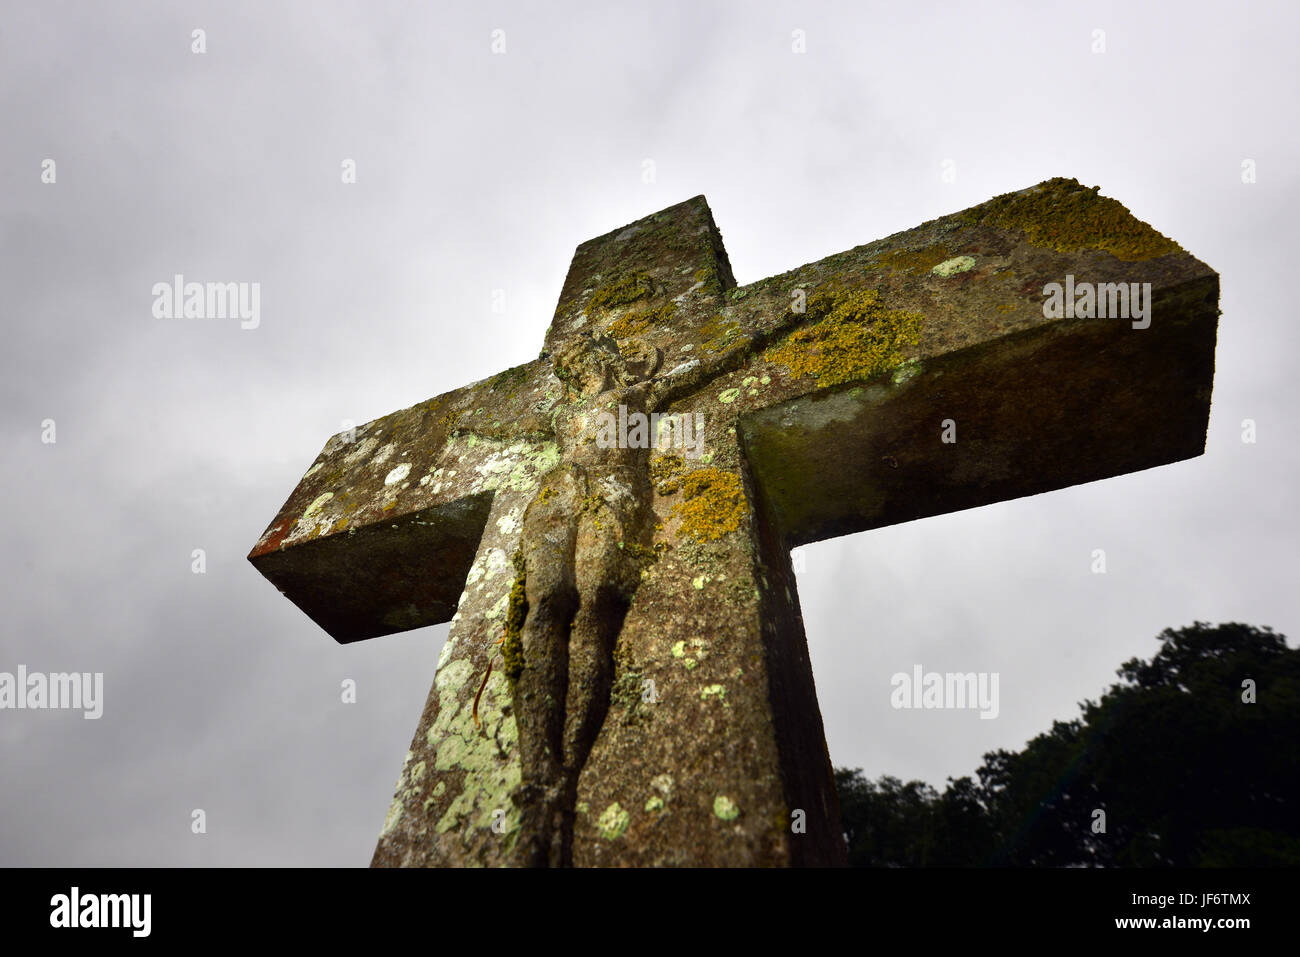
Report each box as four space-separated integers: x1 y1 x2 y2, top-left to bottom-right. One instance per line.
764 283 923 388
674 467 745 540
607 300 676 339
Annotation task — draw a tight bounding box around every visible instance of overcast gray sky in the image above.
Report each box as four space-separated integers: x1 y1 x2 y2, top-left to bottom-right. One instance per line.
2 0 1296 866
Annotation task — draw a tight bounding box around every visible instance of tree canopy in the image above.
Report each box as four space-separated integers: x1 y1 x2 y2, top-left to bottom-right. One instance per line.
836 622 1299 866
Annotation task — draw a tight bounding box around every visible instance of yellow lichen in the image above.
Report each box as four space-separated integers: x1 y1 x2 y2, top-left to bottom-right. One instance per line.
698 313 742 355
674 468 745 541
764 284 923 388
607 300 676 339
586 273 654 314
501 554 528 682
580 493 606 531
650 453 686 494
618 540 667 563
962 177 1181 261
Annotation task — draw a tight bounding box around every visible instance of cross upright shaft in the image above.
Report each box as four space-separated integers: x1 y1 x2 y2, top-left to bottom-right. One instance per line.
249 180 1218 866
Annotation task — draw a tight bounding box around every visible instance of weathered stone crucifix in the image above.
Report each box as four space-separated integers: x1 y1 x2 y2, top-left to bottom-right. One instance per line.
249 179 1218 866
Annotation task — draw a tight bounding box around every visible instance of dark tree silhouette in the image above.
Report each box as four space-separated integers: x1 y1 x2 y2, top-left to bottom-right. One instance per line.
837 622 1300 866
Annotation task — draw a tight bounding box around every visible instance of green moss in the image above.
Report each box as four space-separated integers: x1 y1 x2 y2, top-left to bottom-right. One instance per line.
586 273 654 314
674 467 745 541
489 363 530 391
960 177 1181 261
611 670 645 718
764 283 923 388
501 551 528 683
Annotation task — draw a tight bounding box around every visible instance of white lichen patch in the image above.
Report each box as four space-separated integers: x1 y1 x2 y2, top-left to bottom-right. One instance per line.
496 507 522 536
465 556 487 588
891 358 923 386
485 591 510 621
483 547 510 580
384 462 412 485
672 280 705 302
469 440 561 495
342 436 378 465
713 795 740 821
597 475 634 505
423 466 448 494
379 795 403 836
650 773 674 799
436 636 458 670
672 637 708 668
435 658 474 695
596 802 630 840
378 749 417 838
428 668 522 838
932 255 976 277
303 492 333 518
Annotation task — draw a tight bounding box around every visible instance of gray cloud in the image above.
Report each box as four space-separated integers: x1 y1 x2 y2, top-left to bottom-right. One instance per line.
2 1 1296 864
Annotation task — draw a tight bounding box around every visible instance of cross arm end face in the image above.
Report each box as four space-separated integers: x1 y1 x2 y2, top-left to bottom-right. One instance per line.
248 492 493 643
247 357 559 642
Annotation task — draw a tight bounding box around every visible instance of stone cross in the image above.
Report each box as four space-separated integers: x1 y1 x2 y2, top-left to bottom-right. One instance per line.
248 179 1218 866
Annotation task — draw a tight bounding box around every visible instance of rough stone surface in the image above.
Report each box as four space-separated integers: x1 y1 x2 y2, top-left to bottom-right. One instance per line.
249 179 1219 867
